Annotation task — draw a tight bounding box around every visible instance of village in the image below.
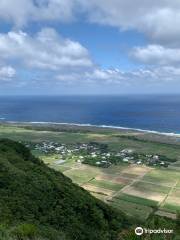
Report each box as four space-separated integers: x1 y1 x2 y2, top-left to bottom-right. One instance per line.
25 141 170 168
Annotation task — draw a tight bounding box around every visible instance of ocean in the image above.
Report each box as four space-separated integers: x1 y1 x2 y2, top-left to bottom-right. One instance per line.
0 95 180 134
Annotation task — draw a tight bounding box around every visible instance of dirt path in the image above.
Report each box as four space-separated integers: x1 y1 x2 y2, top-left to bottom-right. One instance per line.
110 175 180 189
159 180 178 208
105 168 153 202
155 210 177 220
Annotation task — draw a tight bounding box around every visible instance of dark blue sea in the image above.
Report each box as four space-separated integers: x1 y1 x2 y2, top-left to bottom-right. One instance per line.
0 95 180 134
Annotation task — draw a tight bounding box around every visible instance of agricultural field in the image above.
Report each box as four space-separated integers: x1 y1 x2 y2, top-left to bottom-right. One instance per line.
64 166 100 185
110 197 154 221
1 123 180 161
87 179 124 191
48 155 180 221
0 123 180 221
142 169 180 187
162 189 180 212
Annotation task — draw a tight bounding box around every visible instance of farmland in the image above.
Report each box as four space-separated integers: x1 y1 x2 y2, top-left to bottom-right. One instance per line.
0 122 180 222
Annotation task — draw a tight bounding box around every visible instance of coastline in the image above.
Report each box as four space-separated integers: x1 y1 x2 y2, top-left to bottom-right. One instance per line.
1 120 180 138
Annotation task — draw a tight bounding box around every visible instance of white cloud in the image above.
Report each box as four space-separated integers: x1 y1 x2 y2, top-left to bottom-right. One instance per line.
128 66 180 82
56 68 126 85
78 0 180 46
0 0 76 27
132 45 180 65
55 65 180 87
0 1 180 89
84 69 124 82
0 28 93 70
0 66 16 81
1 1 180 46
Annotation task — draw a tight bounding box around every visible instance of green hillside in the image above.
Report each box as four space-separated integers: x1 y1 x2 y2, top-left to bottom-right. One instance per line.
0 139 130 240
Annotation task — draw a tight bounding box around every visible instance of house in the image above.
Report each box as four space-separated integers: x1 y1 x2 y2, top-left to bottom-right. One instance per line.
123 158 129 162
96 161 101 165
91 152 97 157
115 153 121 157
153 155 159 160
121 149 134 154
55 160 65 164
137 161 142 165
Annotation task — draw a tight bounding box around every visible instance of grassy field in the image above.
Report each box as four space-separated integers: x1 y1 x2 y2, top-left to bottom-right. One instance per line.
110 198 153 221
163 203 180 212
0 123 180 220
132 181 170 194
1 124 180 161
142 169 180 187
108 136 180 160
162 188 180 212
64 169 95 184
177 180 180 188
88 179 124 191
114 193 158 207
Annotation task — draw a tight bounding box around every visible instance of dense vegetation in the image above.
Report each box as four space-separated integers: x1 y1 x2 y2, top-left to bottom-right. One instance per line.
118 215 180 240
0 139 130 240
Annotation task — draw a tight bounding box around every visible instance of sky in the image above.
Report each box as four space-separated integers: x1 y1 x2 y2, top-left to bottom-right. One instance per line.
0 0 180 95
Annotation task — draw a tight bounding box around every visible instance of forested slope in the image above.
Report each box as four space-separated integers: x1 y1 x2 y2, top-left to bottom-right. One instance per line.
0 139 130 240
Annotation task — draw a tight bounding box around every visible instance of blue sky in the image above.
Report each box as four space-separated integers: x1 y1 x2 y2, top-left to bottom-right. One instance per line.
47 22 147 69
0 0 180 95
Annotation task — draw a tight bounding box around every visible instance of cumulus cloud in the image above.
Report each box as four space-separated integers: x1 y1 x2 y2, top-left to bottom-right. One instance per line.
78 0 180 46
0 0 76 27
56 68 127 85
127 66 180 82
1 1 180 46
131 45 180 65
0 28 93 70
55 66 180 86
0 66 16 81
0 1 180 90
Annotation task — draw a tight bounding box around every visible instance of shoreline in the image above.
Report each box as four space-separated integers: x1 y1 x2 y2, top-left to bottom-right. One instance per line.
1 120 180 138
